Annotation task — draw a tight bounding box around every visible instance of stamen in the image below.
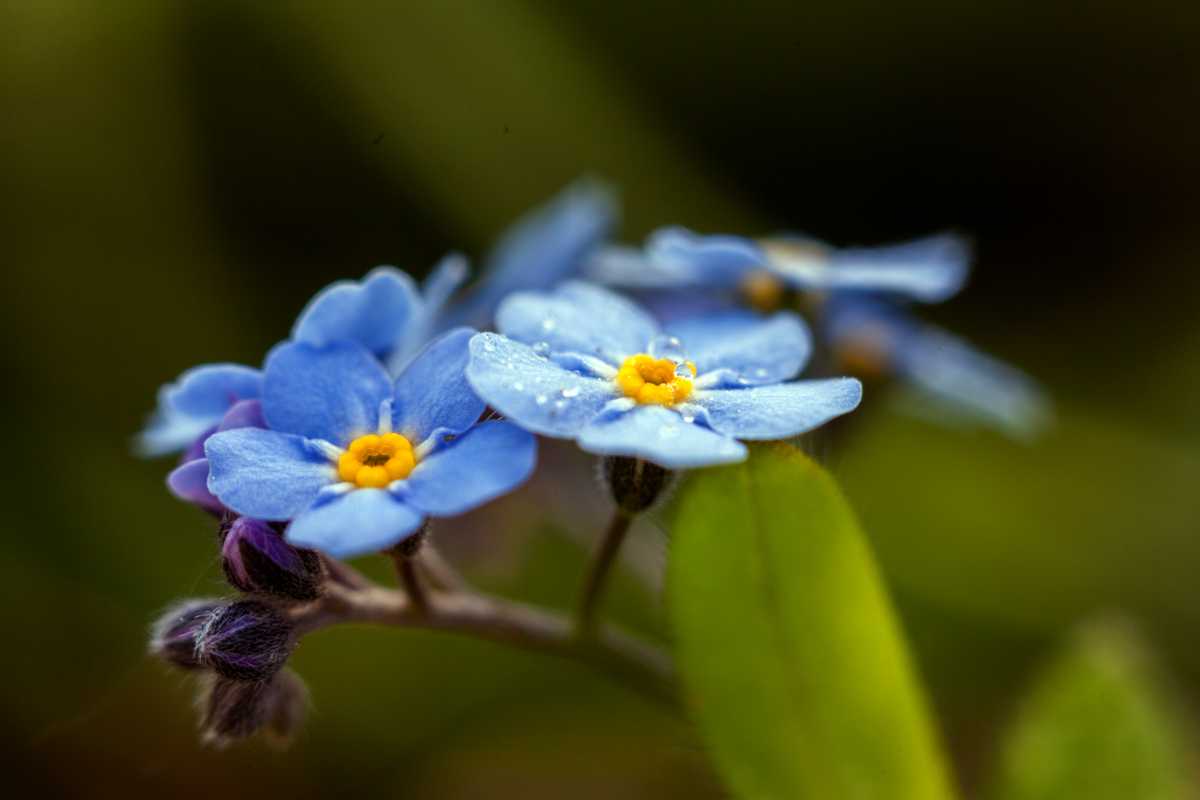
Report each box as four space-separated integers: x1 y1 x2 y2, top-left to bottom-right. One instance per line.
338 432 416 488
616 354 696 407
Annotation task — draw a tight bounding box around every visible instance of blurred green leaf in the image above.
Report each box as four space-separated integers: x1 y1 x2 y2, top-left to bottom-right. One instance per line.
988 620 1195 800
667 443 956 799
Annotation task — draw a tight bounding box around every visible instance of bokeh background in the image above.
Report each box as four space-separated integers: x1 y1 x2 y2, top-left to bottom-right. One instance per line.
3 1 1199 796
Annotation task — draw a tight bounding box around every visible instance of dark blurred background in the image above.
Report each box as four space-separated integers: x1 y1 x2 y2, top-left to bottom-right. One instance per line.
2 1 1198 796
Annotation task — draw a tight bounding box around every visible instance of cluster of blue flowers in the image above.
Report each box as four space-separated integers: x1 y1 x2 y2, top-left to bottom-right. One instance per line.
143 180 1049 560
142 179 1048 743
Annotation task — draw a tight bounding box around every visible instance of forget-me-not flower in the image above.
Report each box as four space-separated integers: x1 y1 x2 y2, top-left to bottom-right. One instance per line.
204 329 537 557
137 364 263 457
465 282 862 469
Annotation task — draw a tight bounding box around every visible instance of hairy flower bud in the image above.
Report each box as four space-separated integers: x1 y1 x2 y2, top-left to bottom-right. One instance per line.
603 456 672 514
198 669 309 747
195 600 294 682
148 599 223 670
219 515 323 601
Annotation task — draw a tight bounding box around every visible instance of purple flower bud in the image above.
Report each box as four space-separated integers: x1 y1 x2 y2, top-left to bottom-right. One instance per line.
195 600 294 682
219 516 323 601
148 599 223 670
198 669 309 747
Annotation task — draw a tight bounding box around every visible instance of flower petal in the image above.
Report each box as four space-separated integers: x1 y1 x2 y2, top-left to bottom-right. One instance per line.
205 428 335 520
167 458 223 514
577 405 747 468
137 410 212 458
646 227 762 288
667 310 812 387
291 267 421 358
585 244 697 288
385 253 471 374
392 328 485 443
285 489 424 558
218 398 266 431
399 421 536 516
766 233 969 302
441 179 617 329
137 364 262 456
466 333 617 437
495 281 657 364
694 379 863 440
263 340 392 445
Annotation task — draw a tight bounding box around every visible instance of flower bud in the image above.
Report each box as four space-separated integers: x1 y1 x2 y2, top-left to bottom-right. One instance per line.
198 669 309 747
603 456 672 514
219 515 323 601
148 598 223 670
195 599 294 682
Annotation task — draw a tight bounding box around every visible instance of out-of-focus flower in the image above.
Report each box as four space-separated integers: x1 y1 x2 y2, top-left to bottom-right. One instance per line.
588 226 968 312
466 282 861 469
194 599 294 682
440 179 617 330
149 598 224 670
219 515 323 601
204 329 537 558
137 365 262 457
824 295 1052 439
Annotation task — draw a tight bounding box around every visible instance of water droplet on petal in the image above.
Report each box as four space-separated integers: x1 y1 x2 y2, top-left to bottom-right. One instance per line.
532 341 551 357
535 394 549 405
754 367 768 378
512 381 525 392
561 386 580 398
648 334 686 362
540 318 558 332
674 362 694 378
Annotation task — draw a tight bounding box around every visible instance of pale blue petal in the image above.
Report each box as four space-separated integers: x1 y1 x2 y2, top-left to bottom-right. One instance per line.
765 232 970 302
585 244 697 288
205 428 336 520
577 405 747 468
646 227 763 288
694 379 863 440
466 333 617 437
285 489 424 558
399 421 536 516
136 364 262 456
263 340 392 445
217 398 266 431
167 458 223 514
896 324 1052 439
666 310 812 388
136 408 213 457
441 179 617 329
386 253 471 374
392 328 484 443
496 281 657 363
291 266 421 357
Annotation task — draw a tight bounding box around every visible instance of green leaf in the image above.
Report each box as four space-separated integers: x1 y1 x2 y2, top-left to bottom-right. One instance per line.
989 620 1195 800
667 443 956 799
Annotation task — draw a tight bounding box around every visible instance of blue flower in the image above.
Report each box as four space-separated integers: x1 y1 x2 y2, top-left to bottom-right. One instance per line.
166 398 266 514
137 364 263 457
292 254 469 375
588 226 969 309
204 329 537 558
824 295 1052 440
465 282 862 469
440 179 617 329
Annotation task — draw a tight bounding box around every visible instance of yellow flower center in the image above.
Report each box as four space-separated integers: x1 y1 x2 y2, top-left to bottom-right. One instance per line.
616 354 696 406
337 432 416 488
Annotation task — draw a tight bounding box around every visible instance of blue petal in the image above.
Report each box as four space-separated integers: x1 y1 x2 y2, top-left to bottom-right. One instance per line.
136 364 262 456
441 179 617 329
167 458 223 513
466 333 617 437
894 324 1052 440
666 310 812 387
646 227 763 288
765 233 970 302
392 328 485 444
386 253 470 374
291 267 421 358
577 404 747 468
263 340 392 445
585 244 697 289
496 281 657 363
399 421 536 516
205 428 335 520
285 489 424 558
217 398 266 431
693 379 863 440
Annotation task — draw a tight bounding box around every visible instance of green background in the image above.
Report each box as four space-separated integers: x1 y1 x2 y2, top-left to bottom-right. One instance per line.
2 1 1198 796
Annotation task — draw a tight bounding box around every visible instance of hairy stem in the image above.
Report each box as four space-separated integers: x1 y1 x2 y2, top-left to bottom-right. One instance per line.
576 510 635 635
290 583 676 708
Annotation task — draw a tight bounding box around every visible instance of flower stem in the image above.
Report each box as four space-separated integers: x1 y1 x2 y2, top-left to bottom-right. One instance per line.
290 583 676 708
576 510 634 636
394 555 430 616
